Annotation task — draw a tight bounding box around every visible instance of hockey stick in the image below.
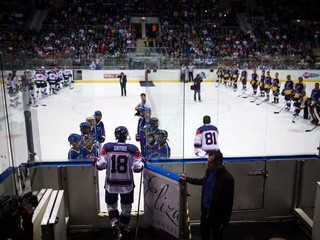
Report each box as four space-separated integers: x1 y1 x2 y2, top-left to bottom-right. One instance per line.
242 91 254 98
134 169 144 240
215 81 221 88
250 94 260 103
238 86 252 97
305 124 319 132
256 98 268 105
274 104 287 114
37 100 47 106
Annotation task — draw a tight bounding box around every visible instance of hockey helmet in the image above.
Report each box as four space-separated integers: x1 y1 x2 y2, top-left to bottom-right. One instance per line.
156 130 168 142
114 126 129 141
68 133 82 145
79 122 90 131
94 110 102 117
149 117 159 128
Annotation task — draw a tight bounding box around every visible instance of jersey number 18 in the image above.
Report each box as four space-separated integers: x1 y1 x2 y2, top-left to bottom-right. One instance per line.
111 155 128 174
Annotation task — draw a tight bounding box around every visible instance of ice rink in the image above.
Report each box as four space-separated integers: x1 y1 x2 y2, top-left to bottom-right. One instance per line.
5 80 320 212
34 80 320 211
34 81 319 159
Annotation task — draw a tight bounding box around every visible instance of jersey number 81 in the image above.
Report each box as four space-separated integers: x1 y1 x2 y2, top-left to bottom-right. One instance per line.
205 132 217 145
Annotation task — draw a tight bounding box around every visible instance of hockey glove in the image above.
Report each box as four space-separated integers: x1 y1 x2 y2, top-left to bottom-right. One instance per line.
98 136 105 143
92 157 98 166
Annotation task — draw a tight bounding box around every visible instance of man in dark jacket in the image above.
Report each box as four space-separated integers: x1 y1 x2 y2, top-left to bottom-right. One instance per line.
193 73 203 102
118 72 127 96
180 150 234 240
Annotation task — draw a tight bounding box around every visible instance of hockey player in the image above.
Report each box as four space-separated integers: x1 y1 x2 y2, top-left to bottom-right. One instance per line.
264 71 272 101
80 134 99 159
309 82 320 125
67 133 83 159
86 116 96 138
216 65 224 85
292 77 306 103
293 91 308 119
6 70 20 107
23 70 36 105
240 68 248 91
142 116 161 158
56 66 64 90
47 67 59 94
250 69 259 95
34 67 48 98
259 70 266 97
223 66 230 87
94 110 106 151
136 106 151 158
95 126 144 240
194 115 220 156
271 72 281 104
79 122 91 147
231 65 239 91
282 75 294 110
149 130 171 160
62 65 73 89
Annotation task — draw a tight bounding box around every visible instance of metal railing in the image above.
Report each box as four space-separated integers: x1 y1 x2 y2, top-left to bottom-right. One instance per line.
1 52 318 70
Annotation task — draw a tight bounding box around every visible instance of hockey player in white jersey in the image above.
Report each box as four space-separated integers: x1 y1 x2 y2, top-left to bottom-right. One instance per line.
194 115 220 156
62 65 73 89
6 70 20 107
47 67 59 94
34 67 48 98
95 126 144 240
21 70 35 105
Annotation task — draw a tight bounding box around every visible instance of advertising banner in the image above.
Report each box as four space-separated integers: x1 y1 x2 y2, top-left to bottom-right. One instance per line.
144 169 180 238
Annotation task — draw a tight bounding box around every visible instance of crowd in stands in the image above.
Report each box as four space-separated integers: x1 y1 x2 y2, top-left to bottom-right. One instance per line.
0 0 319 69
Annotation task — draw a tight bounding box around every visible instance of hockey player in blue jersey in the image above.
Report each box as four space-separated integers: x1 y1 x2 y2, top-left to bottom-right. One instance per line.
80 134 99 159
240 69 248 90
94 110 106 151
194 115 220 156
79 122 91 147
136 106 151 158
67 133 83 159
86 116 96 136
149 130 171 160
95 126 144 240
282 75 294 110
309 82 320 125
143 116 160 158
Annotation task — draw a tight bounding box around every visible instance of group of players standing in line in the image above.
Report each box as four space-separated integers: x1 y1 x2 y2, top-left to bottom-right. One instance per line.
66 94 171 239
67 93 171 161
134 93 171 160
216 66 320 125
6 66 73 107
67 110 106 160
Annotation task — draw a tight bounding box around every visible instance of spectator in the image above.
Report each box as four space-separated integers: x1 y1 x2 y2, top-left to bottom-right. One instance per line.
180 150 234 240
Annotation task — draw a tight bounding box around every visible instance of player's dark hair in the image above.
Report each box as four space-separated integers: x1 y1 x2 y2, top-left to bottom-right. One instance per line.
203 115 211 124
208 150 223 163
140 93 146 97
